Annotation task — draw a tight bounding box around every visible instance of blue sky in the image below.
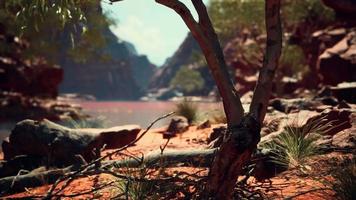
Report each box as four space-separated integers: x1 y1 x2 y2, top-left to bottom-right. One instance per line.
102 0 202 66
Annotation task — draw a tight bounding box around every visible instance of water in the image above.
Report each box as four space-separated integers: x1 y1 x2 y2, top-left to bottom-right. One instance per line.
0 101 223 152
79 101 223 127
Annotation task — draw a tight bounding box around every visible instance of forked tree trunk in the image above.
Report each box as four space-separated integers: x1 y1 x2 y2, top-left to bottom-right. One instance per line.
114 0 282 199
206 1 282 199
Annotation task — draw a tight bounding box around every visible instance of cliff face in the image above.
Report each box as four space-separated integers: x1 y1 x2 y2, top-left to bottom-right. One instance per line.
149 33 201 91
59 4 156 100
59 33 156 100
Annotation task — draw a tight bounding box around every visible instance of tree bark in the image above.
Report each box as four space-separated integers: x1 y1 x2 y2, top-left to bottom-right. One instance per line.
0 166 76 195
250 0 282 124
205 0 282 199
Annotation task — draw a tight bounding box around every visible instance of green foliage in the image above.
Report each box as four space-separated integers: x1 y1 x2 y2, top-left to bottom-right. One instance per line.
209 0 335 41
175 99 199 124
209 0 265 42
0 0 114 63
170 67 205 94
279 44 308 78
329 158 356 200
63 116 107 129
116 166 158 200
282 0 335 28
189 51 207 67
262 116 334 169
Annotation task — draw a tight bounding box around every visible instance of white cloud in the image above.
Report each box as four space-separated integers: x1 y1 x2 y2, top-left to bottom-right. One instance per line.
110 16 167 65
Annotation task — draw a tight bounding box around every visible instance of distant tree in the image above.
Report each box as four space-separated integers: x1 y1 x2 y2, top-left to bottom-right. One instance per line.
209 0 334 42
170 66 205 94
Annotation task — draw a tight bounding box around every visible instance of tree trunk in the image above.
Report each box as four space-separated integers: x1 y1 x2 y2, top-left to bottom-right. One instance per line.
205 1 282 198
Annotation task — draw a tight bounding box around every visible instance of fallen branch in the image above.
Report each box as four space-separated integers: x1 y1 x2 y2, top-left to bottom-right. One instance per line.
0 148 216 195
0 166 76 195
104 148 217 168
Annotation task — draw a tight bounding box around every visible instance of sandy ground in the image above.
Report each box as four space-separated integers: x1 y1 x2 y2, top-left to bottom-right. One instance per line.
1 123 351 199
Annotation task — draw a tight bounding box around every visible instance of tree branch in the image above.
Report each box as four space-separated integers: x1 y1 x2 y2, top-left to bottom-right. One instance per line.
157 0 244 127
249 0 282 124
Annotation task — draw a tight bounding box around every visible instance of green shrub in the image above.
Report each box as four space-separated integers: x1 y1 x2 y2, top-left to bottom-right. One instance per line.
63 116 107 129
170 67 205 94
263 116 334 169
279 44 308 78
174 99 199 124
116 166 157 200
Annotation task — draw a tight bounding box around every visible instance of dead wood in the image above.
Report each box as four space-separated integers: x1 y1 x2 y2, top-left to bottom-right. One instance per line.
0 148 216 195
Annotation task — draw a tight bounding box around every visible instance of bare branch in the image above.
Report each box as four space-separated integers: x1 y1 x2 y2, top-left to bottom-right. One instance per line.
155 0 202 39
157 0 244 126
249 0 282 124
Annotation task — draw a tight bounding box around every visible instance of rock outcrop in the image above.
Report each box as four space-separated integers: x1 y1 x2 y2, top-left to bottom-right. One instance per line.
317 30 356 85
0 25 63 98
2 119 141 165
59 29 156 100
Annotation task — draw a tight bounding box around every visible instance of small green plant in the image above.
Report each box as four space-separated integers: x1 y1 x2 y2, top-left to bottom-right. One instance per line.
63 116 107 129
175 99 199 124
263 116 334 169
116 166 158 200
329 158 356 200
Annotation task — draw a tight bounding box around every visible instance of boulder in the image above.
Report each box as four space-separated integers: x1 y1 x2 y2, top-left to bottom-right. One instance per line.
331 112 356 149
305 109 352 135
2 119 141 166
317 31 356 85
163 116 189 139
330 82 356 104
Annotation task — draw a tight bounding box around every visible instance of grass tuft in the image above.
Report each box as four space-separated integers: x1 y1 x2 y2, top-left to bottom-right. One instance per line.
63 116 107 129
262 115 334 169
174 98 199 124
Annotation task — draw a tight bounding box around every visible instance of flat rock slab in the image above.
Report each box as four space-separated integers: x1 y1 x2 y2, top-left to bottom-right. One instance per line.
2 119 141 166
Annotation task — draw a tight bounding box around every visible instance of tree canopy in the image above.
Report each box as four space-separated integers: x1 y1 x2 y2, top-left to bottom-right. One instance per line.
0 0 114 63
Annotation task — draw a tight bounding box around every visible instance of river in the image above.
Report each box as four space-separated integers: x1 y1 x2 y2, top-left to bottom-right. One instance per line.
0 101 224 152
79 101 223 127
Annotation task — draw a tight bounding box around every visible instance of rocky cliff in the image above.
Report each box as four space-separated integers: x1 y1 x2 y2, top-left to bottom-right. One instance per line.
149 0 356 100
149 33 201 91
59 5 156 100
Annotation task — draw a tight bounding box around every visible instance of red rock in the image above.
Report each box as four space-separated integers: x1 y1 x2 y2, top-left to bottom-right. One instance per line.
317 31 356 85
